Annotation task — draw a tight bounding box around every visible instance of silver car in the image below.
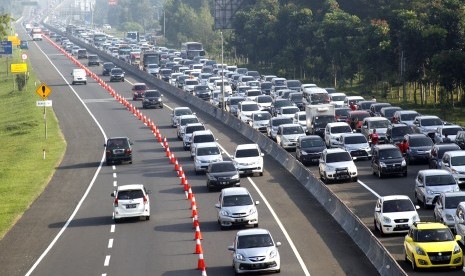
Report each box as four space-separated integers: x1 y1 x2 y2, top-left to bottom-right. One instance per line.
267 117 293 140
216 187 259 229
338 133 371 160
193 142 223 174
434 192 465 230
414 169 460 208
171 107 194 127
248 111 271 133
276 123 306 149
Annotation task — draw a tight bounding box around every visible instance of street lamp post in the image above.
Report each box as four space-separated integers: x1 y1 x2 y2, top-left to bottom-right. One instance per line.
221 31 225 110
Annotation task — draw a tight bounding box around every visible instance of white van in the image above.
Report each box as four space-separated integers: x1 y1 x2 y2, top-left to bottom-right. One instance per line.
71 68 87 85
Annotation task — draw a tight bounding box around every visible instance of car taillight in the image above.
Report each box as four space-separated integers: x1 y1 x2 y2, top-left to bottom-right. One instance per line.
106 150 111 155
143 196 148 204
125 149 132 154
114 198 118 207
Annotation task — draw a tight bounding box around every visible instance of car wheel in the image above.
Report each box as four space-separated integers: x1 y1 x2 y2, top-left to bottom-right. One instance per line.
146 216 150 220
254 223 259 228
324 173 330 184
415 192 420 205
379 224 386 236
352 177 358 182
374 219 379 231
455 264 463 271
423 197 428 209
72 81 75 85
275 269 280 273
195 169 200 175
114 218 120 223
259 172 263 176
106 161 112 166
411 254 418 271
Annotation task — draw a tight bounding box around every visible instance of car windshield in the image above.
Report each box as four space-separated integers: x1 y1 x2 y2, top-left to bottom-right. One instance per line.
336 109 350 117
384 108 401 118
195 86 209 92
445 196 465 209
437 146 459 158
261 83 272 89
301 138 325 148
345 136 367 144
145 91 160 97
282 107 299 115
425 175 456 186
274 100 293 108
229 98 244 105
236 149 259 158
331 125 352 134
371 120 390 128
351 112 370 121
451 156 465 166
443 127 461 136
112 69 123 74
274 80 286 86
374 104 391 112
290 94 303 101
117 189 144 200
379 149 402 159
414 229 453 242
256 96 272 103
186 125 205 134
210 163 236 173
314 116 336 126
175 109 192 116
359 102 375 110
409 137 433 147
326 152 352 162
391 126 412 136
242 104 259 112
298 114 306 121
382 199 415 213
148 64 159 68
272 118 293 126
186 80 199 85
332 95 346 101
400 113 418 121
181 118 199 126
197 147 220 156
253 113 271 120
247 90 261 97
421 118 443 126
223 194 253 207
193 135 215 143
282 126 304 135
237 234 274 249
107 138 129 148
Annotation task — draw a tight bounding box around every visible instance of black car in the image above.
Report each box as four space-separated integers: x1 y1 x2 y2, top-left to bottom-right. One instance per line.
369 103 391 117
404 133 434 164
104 137 133 165
193 85 211 101
102 62 115 76
142 90 163 109
371 144 407 178
109 67 125 82
206 161 240 191
289 92 305 111
296 135 326 165
456 131 465 150
386 124 413 144
271 99 294 117
87 54 100 66
428 143 461 169
159 68 172 82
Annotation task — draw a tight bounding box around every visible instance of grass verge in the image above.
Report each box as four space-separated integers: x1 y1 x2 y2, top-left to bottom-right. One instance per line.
0 45 66 239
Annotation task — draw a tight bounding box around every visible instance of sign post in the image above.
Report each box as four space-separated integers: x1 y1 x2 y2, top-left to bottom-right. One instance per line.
35 83 53 141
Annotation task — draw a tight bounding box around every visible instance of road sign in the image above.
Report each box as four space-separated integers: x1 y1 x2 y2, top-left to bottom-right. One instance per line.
7 36 20 46
36 100 52 107
11 63 28 73
21 53 28 60
0 41 12 55
36 83 52 99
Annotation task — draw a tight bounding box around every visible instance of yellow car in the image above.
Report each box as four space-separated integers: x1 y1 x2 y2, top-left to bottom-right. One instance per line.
404 222 463 271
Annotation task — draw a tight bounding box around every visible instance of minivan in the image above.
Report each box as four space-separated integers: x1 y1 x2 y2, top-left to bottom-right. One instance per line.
77 48 87 59
71 68 87 85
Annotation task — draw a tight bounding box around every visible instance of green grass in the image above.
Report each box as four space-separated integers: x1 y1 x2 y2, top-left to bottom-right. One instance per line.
0 49 66 239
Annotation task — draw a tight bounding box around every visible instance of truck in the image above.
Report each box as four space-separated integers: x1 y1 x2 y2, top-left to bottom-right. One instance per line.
31 28 42 41
306 104 336 137
139 51 160 71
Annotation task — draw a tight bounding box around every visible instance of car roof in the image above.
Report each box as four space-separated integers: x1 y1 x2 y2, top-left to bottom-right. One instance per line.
179 114 197 119
236 144 259 150
192 130 213 136
395 110 418 114
236 228 270 237
133 82 146 86
405 133 428 139
441 191 465 198
416 115 440 119
196 142 218 149
340 133 365 138
174 106 191 111
107 136 129 140
374 144 398 150
222 187 250 196
185 123 204 128
324 148 348 154
327 122 350 127
418 169 453 176
117 184 145 191
380 195 411 201
363 117 390 122
413 222 448 230
280 123 301 128
444 150 465 157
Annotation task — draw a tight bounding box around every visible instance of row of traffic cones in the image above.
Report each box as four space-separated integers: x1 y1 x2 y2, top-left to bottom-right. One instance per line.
46 34 207 275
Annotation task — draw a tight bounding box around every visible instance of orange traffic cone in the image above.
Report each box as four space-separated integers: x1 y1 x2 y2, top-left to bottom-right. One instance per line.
187 187 193 200
191 196 197 208
181 173 187 185
201 267 207 276
163 137 168 148
174 160 180 171
170 153 176 164
194 238 203 254
197 253 206 270
193 215 199 228
192 203 198 218
165 147 171 157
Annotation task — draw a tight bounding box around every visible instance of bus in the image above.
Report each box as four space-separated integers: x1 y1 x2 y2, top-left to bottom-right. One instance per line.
181 42 205 60
140 51 160 71
93 33 107 46
126 31 138 42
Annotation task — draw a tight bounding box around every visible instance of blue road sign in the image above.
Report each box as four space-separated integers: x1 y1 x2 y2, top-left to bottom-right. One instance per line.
0 41 13 55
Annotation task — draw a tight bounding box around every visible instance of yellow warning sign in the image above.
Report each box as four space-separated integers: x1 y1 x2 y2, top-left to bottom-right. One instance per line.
36 83 52 99
11 63 27 73
7 36 20 46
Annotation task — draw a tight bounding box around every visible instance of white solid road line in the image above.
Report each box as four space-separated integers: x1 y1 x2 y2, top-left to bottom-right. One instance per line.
357 179 381 198
25 32 109 276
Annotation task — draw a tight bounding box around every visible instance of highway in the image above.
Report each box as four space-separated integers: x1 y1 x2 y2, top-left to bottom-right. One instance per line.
0 18 377 276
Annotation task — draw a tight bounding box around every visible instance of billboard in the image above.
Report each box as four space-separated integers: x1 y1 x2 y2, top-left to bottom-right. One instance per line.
214 0 252 30
0 41 12 55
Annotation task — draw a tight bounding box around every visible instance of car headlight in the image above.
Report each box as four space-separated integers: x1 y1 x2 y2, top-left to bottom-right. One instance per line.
382 216 391 224
412 215 420 222
401 159 406 166
454 244 462 254
455 186 460 192
282 136 289 142
269 250 278 259
326 165 335 171
415 246 426 256
236 253 245 261
157 98 162 102
426 189 434 195
220 210 229 216
301 151 308 155
231 174 239 180
379 162 387 167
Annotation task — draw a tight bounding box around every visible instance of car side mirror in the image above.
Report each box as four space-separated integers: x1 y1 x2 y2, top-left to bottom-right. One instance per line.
444 163 449 167
415 205 420 210
255 201 260 205
228 245 235 251
111 192 115 197
104 144 107 147
458 218 464 224
261 153 264 157
215 203 220 209
405 236 413 243
456 235 462 241
275 242 282 247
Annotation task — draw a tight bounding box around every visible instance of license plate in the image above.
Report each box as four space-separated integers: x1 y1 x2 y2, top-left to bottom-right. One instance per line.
220 182 227 185
126 204 136 209
236 219 243 222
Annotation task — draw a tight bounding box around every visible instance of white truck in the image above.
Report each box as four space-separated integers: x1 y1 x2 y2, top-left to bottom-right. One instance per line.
306 104 336 137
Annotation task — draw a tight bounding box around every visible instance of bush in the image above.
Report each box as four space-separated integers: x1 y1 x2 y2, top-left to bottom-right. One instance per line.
15 73 27 91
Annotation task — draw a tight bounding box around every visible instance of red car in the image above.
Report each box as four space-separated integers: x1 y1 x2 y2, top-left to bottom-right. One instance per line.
132 83 148 100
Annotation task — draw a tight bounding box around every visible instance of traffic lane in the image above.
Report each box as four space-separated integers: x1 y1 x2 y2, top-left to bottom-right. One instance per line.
0 24 104 276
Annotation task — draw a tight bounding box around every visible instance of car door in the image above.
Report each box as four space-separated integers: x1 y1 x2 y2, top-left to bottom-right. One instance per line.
324 126 331 147
455 205 465 243
415 173 425 202
433 194 443 222
374 198 382 226
371 148 380 173
276 127 282 145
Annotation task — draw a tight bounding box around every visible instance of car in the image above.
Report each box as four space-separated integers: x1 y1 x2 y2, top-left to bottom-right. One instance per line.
433 125 463 143
245 89 262 101
289 92 305 110
226 96 245 117
276 106 300 119
404 222 462 271
338 133 372 160
371 144 408 178
434 192 465 231
319 148 358 183
276 123 306 150
412 115 443 138
414 169 460 208
335 107 351 122
76 48 87 59
206 161 240 191
380 106 402 121
329 92 347 107
190 130 217 158
386 124 413 145
104 137 133 165
183 78 200 93
248 111 271 133
324 122 353 148
111 184 150 222
392 110 420 126
343 95 365 107
267 117 293 141
228 228 281 274
404 133 434 164
270 99 294 117
374 195 420 236
194 142 223 174
109 67 125 82
293 111 307 133
237 101 260 123
455 202 465 244
254 95 273 113
369 102 391 117
142 90 163 109
296 135 326 165
87 54 99 66
71 46 80 56
159 68 172 82
182 123 205 150
102 62 115 76
346 110 370 132
361 117 390 145
176 115 199 140
441 150 465 188
71 68 87 85
131 83 148 101
356 100 376 111
216 187 259 229
456 131 465 149
146 63 159 76
19 41 28 49
232 144 264 176
171 107 194 127
193 85 211 100
428 143 461 169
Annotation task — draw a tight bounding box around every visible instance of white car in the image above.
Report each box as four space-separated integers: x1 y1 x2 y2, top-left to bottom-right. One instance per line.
194 142 223 174
374 195 420 235
232 144 264 176
293 111 307 133
111 184 150 222
182 123 205 150
338 133 372 160
248 111 271 133
441 150 465 187
255 95 273 112
276 106 300 118
329 92 347 107
228 228 281 274
238 101 260 123
176 115 199 140
324 122 353 148
434 192 465 230
276 123 306 149
267 117 293 140
146 64 160 76
190 130 217 158
216 187 259 229
207 76 221 91
319 148 358 183
183 79 200 93
171 106 194 127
